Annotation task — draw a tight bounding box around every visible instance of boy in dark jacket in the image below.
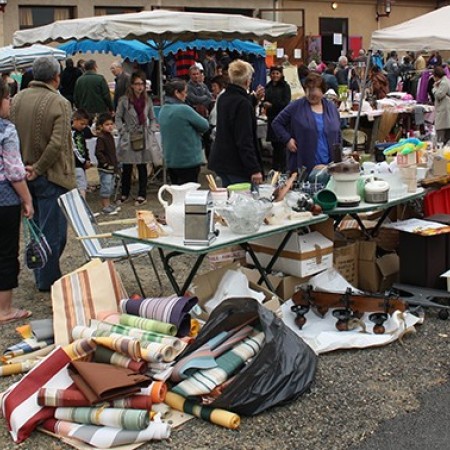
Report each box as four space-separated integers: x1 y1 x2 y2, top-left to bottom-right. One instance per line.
72 109 92 198
95 113 120 215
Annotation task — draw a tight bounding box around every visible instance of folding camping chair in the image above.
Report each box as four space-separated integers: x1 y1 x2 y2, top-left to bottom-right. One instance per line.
58 188 162 297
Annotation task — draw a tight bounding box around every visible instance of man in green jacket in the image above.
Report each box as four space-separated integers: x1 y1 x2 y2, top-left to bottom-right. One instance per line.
11 56 76 292
74 59 113 117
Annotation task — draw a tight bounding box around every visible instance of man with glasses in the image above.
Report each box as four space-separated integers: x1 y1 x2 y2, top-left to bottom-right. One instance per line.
110 61 130 111
74 59 113 118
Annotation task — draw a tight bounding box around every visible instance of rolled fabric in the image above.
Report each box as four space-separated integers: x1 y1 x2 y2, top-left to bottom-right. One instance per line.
0 360 38 376
30 318 54 341
120 314 177 336
165 391 240 430
172 330 265 397
189 318 201 337
140 381 167 403
110 395 152 410
94 321 184 349
92 336 141 361
93 346 147 373
4 344 55 364
140 343 178 363
120 295 198 337
95 311 120 323
151 403 171 418
41 417 171 448
37 386 91 407
54 407 150 431
4 338 54 358
62 338 97 361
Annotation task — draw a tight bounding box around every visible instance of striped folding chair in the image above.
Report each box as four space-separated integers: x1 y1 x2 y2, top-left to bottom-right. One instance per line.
58 188 162 297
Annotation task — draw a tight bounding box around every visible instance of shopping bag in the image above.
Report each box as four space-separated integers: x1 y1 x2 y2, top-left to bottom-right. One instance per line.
51 260 128 346
23 218 52 269
175 298 318 415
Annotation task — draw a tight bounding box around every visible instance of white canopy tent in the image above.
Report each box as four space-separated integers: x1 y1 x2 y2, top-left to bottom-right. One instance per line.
370 6 450 51
0 44 66 72
12 9 297 103
12 10 297 47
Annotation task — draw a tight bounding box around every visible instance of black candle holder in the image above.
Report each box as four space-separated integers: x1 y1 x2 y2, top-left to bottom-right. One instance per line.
369 312 388 334
291 304 310 329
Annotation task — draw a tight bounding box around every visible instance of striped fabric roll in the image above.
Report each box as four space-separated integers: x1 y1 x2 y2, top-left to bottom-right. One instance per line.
92 336 141 361
41 417 171 448
0 360 38 377
37 385 90 407
165 391 240 430
93 321 184 349
171 324 254 382
93 346 147 373
172 330 265 397
72 326 181 363
38 385 153 410
110 395 152 410
3 338 54 358
54 407 150 431
120 295 198 337
120 314 178 336
140 381 168 403
62 338 97 361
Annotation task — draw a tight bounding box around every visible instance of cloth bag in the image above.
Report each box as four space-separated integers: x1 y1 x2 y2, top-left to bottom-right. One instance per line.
175 297 318 415
130 129 145 151
51 260 127 346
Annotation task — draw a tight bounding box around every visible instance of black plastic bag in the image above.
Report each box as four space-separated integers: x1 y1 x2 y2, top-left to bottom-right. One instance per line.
180 297 317 415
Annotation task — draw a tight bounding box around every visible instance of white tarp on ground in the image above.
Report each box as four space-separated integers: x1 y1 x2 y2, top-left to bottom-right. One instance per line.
0 44 66 72
371 6 450 51
281 269 421 354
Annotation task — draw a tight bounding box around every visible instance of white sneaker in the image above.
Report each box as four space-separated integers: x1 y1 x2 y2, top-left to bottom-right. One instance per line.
102 205 119 215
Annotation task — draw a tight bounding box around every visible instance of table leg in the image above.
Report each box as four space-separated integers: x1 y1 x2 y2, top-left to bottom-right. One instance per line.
157 248 206 296
241 243 276 292
370 206 393 237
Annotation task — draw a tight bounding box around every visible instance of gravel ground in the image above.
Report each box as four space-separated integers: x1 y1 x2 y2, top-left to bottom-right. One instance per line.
0 177 449 450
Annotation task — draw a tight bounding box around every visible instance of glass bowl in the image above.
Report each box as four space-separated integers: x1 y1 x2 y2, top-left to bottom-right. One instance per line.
216 197 272 234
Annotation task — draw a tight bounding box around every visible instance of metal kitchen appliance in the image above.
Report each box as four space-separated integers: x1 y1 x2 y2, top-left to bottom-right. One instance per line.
328 158 361 207
364 177 390 203
184 190 218 245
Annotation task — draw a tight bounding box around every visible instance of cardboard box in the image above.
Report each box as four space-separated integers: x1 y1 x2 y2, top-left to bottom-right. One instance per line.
275 275 309 301
188 263 281 321
358 241 399 292
399 231 447 289
247 231 333 278
207 245 246 270
333 241 359 287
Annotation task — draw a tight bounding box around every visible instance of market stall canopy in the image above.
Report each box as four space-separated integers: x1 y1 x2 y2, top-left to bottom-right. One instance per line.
58 38 265 63
13 9 297 47
0 44 66 72
371 6 450 51
59 39 157 64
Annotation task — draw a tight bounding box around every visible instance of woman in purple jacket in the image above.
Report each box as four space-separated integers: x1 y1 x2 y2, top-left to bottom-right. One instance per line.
272 73 341 177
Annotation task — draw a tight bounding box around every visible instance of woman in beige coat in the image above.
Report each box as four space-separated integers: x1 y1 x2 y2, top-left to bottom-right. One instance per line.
432 66 450 145
115 71 158 206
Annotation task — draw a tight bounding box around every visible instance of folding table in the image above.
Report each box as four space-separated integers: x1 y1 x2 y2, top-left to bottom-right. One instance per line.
113 214 329 295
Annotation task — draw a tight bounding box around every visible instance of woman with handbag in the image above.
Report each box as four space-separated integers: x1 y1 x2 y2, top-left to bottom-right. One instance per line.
0 78 33 325
115 71 158 206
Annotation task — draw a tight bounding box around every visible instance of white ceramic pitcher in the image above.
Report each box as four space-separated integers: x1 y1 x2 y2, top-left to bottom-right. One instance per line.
157 183 200 236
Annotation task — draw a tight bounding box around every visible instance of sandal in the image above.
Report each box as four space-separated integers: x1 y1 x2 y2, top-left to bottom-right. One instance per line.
0 308 32 326
117 195 129 205
135 197 147 206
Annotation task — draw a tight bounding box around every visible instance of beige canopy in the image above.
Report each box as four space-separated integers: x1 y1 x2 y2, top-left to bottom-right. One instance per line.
371 6 450 51
13 9 297 47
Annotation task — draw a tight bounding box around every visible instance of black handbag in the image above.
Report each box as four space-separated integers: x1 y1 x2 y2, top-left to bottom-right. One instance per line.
23 218 52 269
